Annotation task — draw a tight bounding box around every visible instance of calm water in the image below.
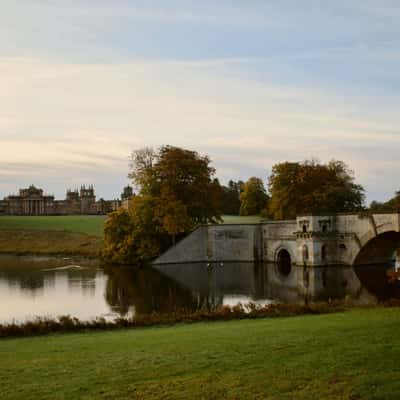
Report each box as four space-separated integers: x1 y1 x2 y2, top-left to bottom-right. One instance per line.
1 255 398 324
0 255 273 323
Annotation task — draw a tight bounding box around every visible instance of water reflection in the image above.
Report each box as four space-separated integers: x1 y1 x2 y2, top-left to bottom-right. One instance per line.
0 255 399 324
153 262 268 308
0 255 103 322
354 263 400 300
104 266 199 316
0 256 272 323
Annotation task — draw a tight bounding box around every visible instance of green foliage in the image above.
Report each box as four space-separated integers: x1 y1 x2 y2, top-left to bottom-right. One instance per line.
219 180 243 215
239 177 269 216
370 190 400 212
104 146 222 264
268 160 365 219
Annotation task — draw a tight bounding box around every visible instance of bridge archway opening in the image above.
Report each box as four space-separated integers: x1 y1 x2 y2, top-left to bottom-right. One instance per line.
277 249 292 277
353 231 400 300
321 244 327 261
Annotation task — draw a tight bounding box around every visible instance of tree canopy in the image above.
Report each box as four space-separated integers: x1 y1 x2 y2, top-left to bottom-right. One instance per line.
268 160 365 220
239 177 269 216
369 191 400 213
218 180 243 215
103 146 222 264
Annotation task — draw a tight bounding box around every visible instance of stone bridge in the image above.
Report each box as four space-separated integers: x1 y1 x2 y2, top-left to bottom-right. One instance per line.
153 213 400 302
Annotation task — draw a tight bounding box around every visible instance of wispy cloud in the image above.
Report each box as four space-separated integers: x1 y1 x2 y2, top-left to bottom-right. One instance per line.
0 56 399 201
1 1 400 202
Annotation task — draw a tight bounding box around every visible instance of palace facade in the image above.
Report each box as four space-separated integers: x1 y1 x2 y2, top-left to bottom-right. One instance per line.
0 185 132 216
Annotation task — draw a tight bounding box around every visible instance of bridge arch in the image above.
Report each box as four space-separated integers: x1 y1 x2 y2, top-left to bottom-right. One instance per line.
276 248 292 276
352 230 400 299
343 214 400 266
353 231 400 266
273 246 296 278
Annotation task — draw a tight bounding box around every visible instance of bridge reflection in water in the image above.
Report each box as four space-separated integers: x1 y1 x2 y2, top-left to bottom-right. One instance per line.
0 255 399 324
152 261 400 306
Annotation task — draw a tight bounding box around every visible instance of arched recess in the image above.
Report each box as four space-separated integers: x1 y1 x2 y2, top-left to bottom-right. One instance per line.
302 245 309 262
353 231 400 300
321 244 328 262
276 248 292 277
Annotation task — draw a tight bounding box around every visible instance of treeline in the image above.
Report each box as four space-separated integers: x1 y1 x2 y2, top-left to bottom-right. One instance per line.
209 161 399 218
103 145 398 265
369 191 400 213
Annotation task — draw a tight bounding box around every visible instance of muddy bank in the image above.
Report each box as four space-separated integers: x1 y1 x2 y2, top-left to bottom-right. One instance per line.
0 230 102 257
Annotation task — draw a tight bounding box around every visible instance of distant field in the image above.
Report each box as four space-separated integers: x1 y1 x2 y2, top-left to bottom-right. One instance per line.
0 216 106 237
0 308 399 399
0 215 262 237
220 215 262 224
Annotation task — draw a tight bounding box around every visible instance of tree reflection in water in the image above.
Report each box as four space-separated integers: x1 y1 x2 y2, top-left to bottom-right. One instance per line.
103 265 202 316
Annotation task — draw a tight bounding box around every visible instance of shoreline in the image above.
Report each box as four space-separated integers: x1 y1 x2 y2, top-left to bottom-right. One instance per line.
1 300 399 338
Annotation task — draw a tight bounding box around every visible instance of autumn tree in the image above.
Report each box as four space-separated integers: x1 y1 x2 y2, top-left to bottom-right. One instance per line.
103 208 137 264
103 145 222 264
268 160 365 220
128 146 156 190
147 146 222 226
239 177 269 216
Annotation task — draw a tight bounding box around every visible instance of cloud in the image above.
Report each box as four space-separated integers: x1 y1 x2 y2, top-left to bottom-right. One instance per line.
0 56 399 202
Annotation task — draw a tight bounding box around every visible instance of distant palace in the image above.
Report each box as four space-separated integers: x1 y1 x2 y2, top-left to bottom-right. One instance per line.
0 185 133 216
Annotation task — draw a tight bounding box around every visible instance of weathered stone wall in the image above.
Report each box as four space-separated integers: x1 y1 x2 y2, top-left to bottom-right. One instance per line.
207 225 262 262
261 220 297 263
0 200 7 215
153 224 262 264
6 197 23 215
154 227 208 264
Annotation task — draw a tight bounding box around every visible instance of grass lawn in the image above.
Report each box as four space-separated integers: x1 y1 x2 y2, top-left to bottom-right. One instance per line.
0 215 261 236
220 215 263 224
0 216 106 237
0 308 399 399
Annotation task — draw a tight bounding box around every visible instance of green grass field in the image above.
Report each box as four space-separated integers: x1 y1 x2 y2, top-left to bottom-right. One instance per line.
0 308 399 399
220 215 263 224
0 215 261 237
0 216 106 236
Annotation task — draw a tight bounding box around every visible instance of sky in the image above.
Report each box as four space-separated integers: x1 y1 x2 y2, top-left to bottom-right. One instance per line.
1 1 400 203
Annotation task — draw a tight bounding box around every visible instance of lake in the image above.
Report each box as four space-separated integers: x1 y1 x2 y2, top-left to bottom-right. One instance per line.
0 255 398 324
0 255 274 324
